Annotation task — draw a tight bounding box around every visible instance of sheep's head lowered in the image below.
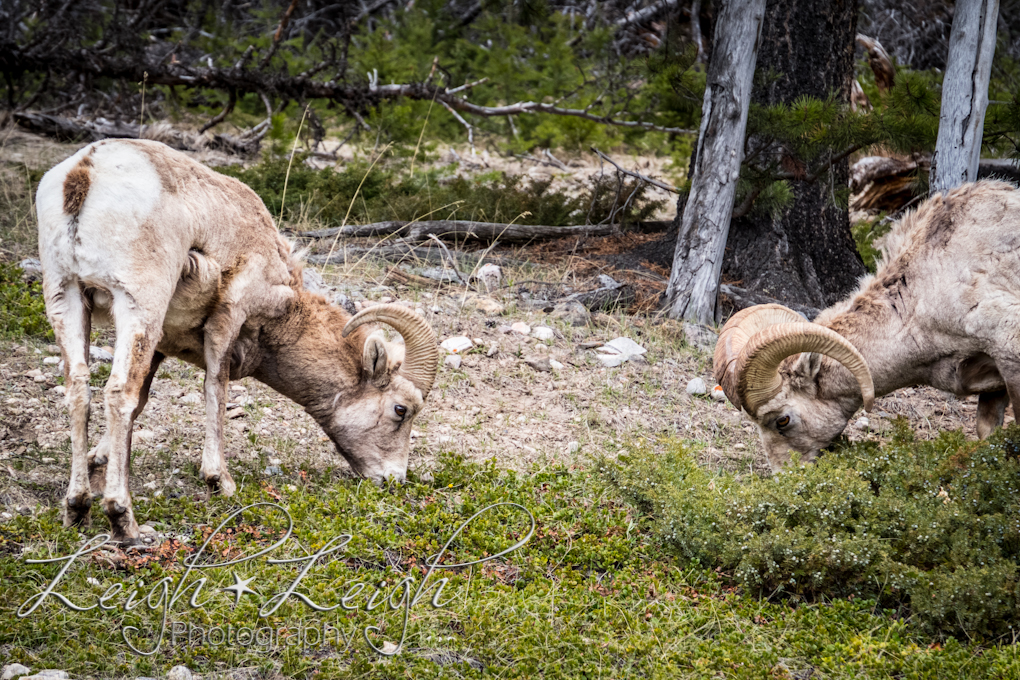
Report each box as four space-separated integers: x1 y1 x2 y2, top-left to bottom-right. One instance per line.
325 304 439 483
714 304 875 469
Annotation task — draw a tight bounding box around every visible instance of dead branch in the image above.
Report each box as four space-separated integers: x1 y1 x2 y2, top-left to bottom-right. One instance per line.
291 219 622 244
591 147 680 193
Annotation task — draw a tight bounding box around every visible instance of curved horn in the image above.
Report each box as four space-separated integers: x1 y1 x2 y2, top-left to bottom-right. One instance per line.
736 322 875 416
714 304 807 410
342 304 439 398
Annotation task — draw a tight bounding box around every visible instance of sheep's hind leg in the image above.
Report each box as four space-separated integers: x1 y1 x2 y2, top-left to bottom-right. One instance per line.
976 390 1009 439
101 292 165 545
47 282 93 528
87 352 165 497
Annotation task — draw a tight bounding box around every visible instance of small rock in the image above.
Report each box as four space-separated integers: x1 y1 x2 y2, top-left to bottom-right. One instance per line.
45 345 61 356
510 322 531 335
438 435 453 444
380 640 400 655
167 667 193 680
143 481 159 491
0 512 12 521
468 295 505 316
686 378 708 395
19 258 42 283
854 416 870 430
711 385 727 402
531 326 555 341
23 674 67 680
138 524 156 535
89 346 114 363
33 375 48 383
683 322 719 352
50 385 66 396
440 336 474 354
42 356 60 365
523 356 552 372
566 441 580 454
226 407 246 419
269 457 282 466
2 664 31 680
594 337 647 367
41 457 55 464
333 292 357 316
443 354 462 370
179 393 202 405
265 466 282 476
549 359 565 370
25 369 42 379
430 305 442 314
17 506 32 516
134 429 155 442
549 299 590 327
302 268 332 295
486 345 499 358
475 263 502 292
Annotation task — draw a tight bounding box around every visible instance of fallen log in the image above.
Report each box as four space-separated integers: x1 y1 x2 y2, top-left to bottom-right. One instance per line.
306 244 480 267
13 112 261 155
293 220 621 244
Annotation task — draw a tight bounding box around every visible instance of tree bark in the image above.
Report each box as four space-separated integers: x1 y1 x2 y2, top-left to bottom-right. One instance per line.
930 0 1000 194
664 0 767 324
720 0 866 310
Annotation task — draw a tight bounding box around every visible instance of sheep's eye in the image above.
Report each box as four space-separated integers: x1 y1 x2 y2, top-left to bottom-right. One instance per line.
394 404 408 419
776 415 790 429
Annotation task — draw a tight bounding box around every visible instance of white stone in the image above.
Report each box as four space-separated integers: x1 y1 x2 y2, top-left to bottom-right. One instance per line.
134 429 155 442
33 375 48 383
42 356 60 365
89 346 114 363
440 336 474 354
711 385 727 402
476 263 502 292
443 354 462 370
532 326 554 341
510 322 531 335
167 667 192 680
180 393 202 405
50 385 65 396
2 664 31 680
566 441 580 454
854 417 870 430
686 378 707 395
549 359 565 370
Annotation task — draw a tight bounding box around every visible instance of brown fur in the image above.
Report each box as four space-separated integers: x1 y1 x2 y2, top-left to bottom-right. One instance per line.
62 153 93 217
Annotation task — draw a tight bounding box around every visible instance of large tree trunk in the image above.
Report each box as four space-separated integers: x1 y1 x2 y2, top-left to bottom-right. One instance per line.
720 0 866 310
664 0 767 324
930 0 1000 194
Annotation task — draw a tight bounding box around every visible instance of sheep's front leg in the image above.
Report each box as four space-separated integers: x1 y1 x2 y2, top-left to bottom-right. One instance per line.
976 390 1009 439
47 283 93 528
199 307 241 499
87 352 165 496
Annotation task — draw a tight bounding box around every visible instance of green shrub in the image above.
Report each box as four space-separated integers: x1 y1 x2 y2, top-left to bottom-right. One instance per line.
0 263 53 341
610 422 1020 639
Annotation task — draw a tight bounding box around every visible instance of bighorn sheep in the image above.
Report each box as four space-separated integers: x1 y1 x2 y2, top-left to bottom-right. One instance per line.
714 180 1020 469
37 139 438 544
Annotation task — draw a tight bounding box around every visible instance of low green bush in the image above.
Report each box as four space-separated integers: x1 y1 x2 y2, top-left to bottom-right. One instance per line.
610 422 1020 640
218 155 665 228
0 263 53 341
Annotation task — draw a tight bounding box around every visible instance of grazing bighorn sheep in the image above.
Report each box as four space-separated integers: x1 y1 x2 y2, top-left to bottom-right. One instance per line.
37 139 438 544
715 180 1020 470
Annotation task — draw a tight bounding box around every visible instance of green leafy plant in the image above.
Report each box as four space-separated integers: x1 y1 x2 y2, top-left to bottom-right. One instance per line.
611 422 1020 639
0 264 53 341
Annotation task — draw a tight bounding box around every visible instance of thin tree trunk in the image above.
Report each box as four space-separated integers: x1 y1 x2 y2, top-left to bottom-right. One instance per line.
664 0 767 324
930 0 1000 194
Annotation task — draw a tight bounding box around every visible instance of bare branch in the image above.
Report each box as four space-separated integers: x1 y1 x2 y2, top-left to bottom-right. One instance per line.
591 147 680 193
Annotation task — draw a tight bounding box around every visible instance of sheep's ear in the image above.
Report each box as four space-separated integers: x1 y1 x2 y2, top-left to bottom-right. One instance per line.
792 351 823 381
362 331 402 386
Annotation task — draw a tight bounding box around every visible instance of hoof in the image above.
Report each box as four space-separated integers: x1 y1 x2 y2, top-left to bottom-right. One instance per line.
63 494 93 528
201 469 236 499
